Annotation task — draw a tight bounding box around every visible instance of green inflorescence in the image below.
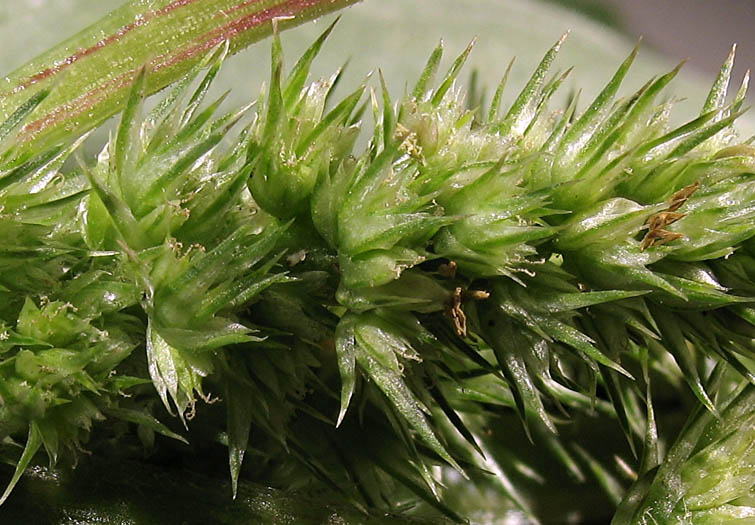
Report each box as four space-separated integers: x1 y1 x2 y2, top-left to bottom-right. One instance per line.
0 20 754 524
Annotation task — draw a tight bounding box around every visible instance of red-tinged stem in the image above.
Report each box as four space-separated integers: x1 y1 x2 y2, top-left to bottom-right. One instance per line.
1 0 362 154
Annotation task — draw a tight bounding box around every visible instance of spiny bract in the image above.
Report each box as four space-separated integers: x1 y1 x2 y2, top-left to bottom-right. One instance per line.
0 22 754 524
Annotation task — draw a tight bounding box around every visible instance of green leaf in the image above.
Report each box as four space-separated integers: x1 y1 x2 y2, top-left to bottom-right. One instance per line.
146 320 181 417
115 67 146 193
431 38 475 106
104 407 188 444
0 88 49 150
0 423 42 506
81 159 150 250
223 361 254 499
650 305 718 415
560 43 638 164
482 313 556 436
283 18 339 108
498 33 567 136
353 317 462 473
702 45 736 115
335 316 358 427
412 40 444 101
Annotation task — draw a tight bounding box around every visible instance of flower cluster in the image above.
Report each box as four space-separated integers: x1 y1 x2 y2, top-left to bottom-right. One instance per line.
0 23 754 523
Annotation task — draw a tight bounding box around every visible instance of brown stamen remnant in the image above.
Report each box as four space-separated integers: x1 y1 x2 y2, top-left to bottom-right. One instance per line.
641 181 699 250
438 260 457 278
646 211 686 232
641 228 684 250
447 287 466 337
465 290 491 301
667 181 700 212
445 286 491 337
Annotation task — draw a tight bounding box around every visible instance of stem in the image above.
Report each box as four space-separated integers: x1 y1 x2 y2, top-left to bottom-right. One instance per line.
0 0 362 153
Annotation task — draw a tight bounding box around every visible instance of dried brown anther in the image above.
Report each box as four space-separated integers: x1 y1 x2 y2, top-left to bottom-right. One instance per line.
447 287 467 337
465 290 491 301
438 260 457 278
445 286 490 337
641 181 699 250
641 228 684 250
667 181 700 212
646 211 686 231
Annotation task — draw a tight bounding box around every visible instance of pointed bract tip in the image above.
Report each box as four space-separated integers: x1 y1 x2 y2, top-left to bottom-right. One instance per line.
217 37 231 57
742 70 751 95
316 15 340 41
458 37 476 61
336 407 348 428
671 59 688 75
271 15 295 28
378 69 390 92
630 38 642 56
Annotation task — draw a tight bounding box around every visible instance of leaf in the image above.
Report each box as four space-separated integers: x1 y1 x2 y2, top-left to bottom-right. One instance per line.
0 423 42 506
146 320 180 417
0 88 49 149
115 67 146 192
431 37 475 106
0 0 362 155
702 44 736 115
650 305 718 416
223 364 254 499
483 313 556 437
498 32 567 136
283 17 339 108
561 42 638 163
104 407 188 444
156 317 262 353
335 315 358 427
81 158 150 250
353 321 462 473
412 40 443 101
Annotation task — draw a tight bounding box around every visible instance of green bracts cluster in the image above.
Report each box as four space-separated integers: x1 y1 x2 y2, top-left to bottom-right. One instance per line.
0 21 754 524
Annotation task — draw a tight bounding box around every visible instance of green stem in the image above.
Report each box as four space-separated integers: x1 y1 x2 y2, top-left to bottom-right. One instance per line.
0 0 362 153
